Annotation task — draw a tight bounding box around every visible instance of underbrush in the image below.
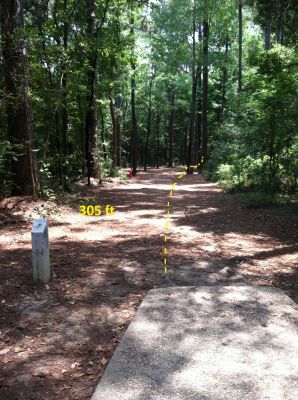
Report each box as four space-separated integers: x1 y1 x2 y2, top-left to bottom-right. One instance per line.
204 154 297 212
237 192 297 208
37 156 128 202
101 157 128 180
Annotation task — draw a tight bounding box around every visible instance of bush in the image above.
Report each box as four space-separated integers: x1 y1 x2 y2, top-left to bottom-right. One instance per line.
206 45 298 197
215 156 275 192
216 163 237 191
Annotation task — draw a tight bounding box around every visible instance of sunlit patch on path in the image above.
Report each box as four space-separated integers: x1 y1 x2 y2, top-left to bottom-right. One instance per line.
162 158 204 273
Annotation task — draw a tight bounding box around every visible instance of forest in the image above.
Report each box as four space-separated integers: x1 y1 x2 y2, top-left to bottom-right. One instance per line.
0 1 298 400
0 0 297 199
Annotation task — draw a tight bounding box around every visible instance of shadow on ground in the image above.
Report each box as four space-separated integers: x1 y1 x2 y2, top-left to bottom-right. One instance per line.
0 168 297 400
91 286 298 400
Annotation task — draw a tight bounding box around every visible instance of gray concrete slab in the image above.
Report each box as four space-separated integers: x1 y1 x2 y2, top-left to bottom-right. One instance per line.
91 286 298 400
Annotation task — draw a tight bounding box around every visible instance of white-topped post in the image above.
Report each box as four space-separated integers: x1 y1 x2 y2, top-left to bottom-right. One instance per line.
31 219 50 283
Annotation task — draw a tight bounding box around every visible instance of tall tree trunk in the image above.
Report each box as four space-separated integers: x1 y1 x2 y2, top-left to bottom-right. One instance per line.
238 0 243 92
167 88 175 168
53 110 63 184
130 62 138 176
276 6 284 45
0 0 40 197
195 23 203 163
77 95 86 175
80 115 85 176
155 113 161 169
184 124 188 165
52 0 65 184
187 2 197 173
144 78 153 171
61 0 69 159
121 100 128 164
99 105 107 161
115 121 121 166
109 95 121 169
37 17 59 163
109 96 117 169
202 18 209 159
221 38 229 122
195 69 202 161
115 94 121 167
130 15 138 176
280 9 285 45
264 14 271 50
84 0 108 184
85 84 99 184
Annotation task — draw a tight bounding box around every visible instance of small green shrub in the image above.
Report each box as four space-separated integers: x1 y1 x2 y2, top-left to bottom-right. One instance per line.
216 163 238 191
101 157 114 178
38 161 60 200
114 168 128 180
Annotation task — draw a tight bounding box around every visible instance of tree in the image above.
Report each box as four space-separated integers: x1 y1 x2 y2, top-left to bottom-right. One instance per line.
84 0 109 184
201 16 209 159
144 75 153 171
248 0 298 50
187 0 197 172
1 0 296 200
238 0 243 91
0 0 40 196
62 0 69 161
167 86 175 167
130 11 138 176
110 94 122 169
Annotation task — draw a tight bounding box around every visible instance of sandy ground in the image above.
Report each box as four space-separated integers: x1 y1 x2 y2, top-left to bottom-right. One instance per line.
0 167 297 400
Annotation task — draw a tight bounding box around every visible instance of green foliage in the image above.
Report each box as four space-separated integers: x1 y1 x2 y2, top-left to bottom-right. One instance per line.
0 140 13 197
207 44 297 196
114 168 129 180
38 161 59 200
101 157 114 178
214 156 274 191
0 0 297 200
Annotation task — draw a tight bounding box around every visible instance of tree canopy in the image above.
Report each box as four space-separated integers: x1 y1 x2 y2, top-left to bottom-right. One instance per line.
0 0 297 197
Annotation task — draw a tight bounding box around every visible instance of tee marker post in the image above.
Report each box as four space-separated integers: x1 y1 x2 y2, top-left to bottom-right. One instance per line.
32 219 50 283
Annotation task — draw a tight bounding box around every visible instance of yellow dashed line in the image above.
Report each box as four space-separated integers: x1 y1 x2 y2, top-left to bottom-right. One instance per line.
162 157 205 274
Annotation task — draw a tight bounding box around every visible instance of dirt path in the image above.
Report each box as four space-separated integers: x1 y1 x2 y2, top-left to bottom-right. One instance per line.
0 168 297 400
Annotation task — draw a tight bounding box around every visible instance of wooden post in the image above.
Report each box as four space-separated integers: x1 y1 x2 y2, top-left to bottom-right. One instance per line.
31 219 50 283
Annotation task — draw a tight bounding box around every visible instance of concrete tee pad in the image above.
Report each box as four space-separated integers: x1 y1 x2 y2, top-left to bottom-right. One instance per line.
91 286 298 400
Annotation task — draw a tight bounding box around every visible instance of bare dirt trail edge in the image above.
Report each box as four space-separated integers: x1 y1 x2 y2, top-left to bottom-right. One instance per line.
0 168 297 400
